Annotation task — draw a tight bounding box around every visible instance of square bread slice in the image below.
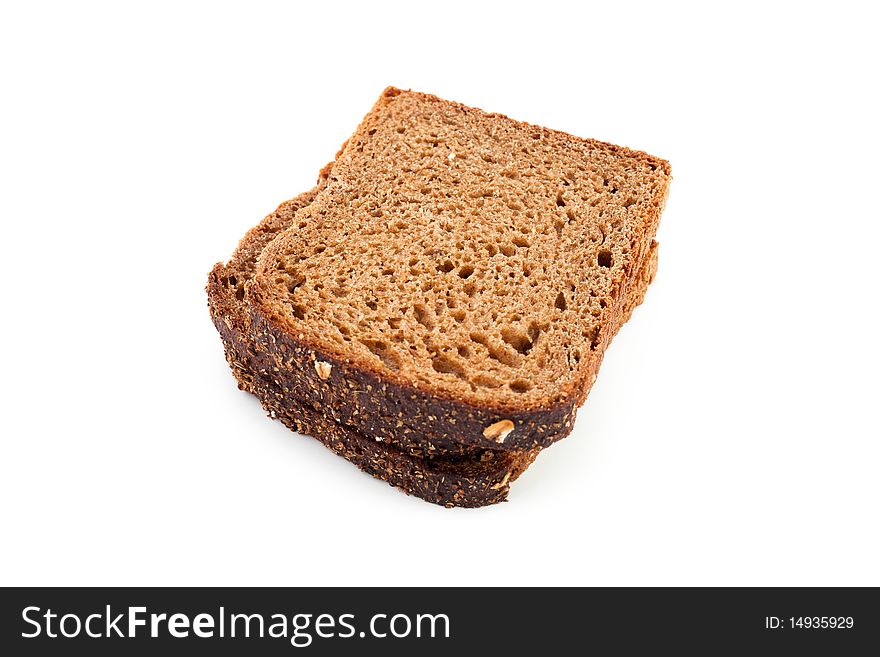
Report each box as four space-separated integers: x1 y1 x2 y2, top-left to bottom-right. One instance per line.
246 87 671 455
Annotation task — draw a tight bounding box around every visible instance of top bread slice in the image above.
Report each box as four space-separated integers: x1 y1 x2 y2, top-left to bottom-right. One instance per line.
248 87 671 452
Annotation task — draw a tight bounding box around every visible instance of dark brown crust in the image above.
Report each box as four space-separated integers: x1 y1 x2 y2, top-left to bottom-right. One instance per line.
248 309 575 451
247 88 671 452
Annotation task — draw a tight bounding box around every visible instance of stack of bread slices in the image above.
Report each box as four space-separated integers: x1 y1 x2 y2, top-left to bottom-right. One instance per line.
207 87 671 507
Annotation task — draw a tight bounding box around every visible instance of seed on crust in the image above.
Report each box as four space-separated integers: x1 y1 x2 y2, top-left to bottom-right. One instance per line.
315 361 333 380
483 419 515 443
490 471 511 490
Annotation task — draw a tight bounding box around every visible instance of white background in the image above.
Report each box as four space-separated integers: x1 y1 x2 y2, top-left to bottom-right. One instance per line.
1 1 877 586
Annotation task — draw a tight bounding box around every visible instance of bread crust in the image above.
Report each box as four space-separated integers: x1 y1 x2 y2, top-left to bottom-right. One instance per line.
247 88 670 452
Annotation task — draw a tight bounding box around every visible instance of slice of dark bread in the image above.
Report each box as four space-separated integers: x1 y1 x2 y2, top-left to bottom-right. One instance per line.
248 87 671 453
208 185 657 506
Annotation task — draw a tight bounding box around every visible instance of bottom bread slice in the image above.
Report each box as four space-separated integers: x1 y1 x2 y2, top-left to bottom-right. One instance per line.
208 186 658 506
